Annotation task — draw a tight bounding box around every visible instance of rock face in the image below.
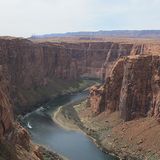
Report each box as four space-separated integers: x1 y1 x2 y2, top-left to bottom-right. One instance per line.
0 38 148 114
89 55 160 121
119 55 153 121
89 85 106 115
150 58 160 121
0 64 13 141
0 48 42 160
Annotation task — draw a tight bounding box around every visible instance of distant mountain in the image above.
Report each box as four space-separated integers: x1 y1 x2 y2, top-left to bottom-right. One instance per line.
30 30 160 39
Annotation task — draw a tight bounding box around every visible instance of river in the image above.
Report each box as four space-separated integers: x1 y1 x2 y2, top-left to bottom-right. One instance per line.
22 90 118 160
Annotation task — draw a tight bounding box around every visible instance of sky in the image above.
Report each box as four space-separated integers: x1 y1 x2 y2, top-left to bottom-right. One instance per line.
0 0 160 37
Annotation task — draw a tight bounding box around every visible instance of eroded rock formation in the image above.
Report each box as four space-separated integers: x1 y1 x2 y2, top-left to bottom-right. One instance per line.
89 55 160 121
0 64 13 141
0 38 148 114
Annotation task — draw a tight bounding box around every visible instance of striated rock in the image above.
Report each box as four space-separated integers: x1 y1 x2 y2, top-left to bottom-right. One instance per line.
89 85 106 115
119 55 153 121
0 38 148 114
104 59 124 112
9 123 31 151
0 64 13 141
0 62 42 160
149 56 160 120
89 55 160 121
101 43 143 81
89 58 125 115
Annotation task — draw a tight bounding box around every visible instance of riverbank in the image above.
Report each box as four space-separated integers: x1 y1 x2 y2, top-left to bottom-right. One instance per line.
52 101 120 160
23 88 116 160
53 100 160 160
18 79 98 160
53 106 80 131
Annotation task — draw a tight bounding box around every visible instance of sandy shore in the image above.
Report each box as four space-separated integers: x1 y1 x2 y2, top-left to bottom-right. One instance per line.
53 106 81 131
52 102 120 160
52 100 160 160
52 105 98 144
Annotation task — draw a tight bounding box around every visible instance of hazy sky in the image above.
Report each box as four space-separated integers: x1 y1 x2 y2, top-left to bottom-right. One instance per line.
0 0 160 37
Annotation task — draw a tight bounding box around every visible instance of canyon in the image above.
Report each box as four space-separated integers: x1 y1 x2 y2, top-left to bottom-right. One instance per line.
0 36 160 159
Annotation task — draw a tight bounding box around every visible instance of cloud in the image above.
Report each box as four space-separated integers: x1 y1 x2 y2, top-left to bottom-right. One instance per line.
0 0 159 37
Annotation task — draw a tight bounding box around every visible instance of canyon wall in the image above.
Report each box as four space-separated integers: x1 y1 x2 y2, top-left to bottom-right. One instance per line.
0 38 158 125
89 55 160 121
0 40 43 160
0 38 147 114
0 64 13 140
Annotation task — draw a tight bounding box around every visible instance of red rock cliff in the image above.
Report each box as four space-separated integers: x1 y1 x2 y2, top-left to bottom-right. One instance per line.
0 65 13 140
0 38 147 114
89 55 160 121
